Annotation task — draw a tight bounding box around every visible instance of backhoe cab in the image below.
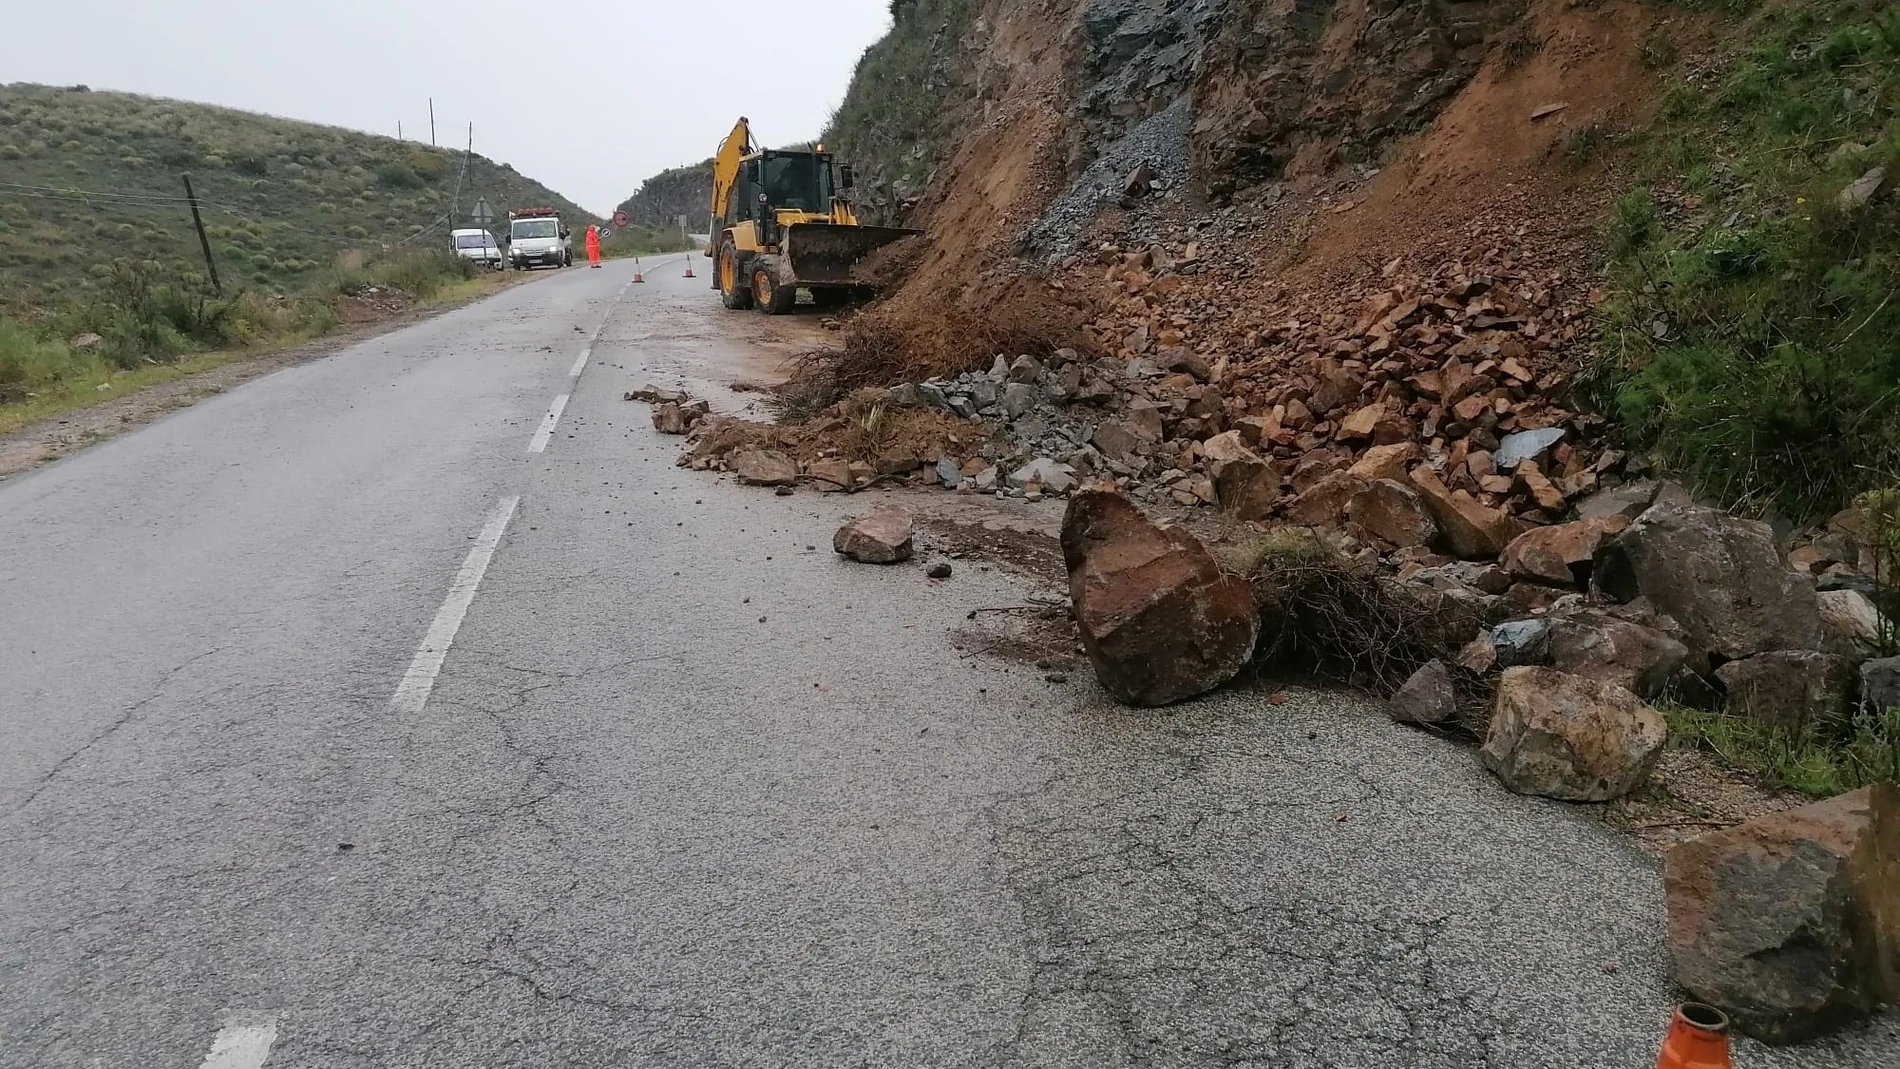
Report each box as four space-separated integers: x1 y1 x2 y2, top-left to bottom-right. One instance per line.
708 117 918 314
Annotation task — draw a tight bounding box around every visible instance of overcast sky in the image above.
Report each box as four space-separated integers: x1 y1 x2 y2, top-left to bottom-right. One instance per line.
8 0 895 215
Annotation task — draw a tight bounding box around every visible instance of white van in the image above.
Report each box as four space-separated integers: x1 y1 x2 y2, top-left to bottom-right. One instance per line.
451 229 503 270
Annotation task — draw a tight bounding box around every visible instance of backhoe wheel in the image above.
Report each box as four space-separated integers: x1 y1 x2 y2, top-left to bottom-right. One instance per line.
751 268 797 315
719 247 753 310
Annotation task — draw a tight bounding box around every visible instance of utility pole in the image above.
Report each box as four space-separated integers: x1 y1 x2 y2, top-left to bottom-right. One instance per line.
429 98 436 147
398 120 403 141
181 174 222 295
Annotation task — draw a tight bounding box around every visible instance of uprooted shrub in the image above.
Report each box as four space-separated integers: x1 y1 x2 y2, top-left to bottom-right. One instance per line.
1233 530 1486 699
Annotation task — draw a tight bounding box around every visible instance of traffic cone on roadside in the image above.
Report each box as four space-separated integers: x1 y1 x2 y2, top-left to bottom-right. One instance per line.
632 257 645 284
1655 1004 1732 1069
683 258 696 279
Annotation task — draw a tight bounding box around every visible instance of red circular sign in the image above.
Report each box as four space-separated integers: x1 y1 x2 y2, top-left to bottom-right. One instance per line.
612 211 630 228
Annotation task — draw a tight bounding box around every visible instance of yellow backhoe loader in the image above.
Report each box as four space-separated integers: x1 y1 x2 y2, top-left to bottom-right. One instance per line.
706 117 919 314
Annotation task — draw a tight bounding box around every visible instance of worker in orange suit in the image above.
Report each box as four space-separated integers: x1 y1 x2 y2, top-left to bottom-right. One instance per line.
585 225 602 268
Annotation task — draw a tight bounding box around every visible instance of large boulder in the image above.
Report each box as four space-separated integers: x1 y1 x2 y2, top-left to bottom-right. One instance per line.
1480 667 1668 802
1410 466 1515 559
1714 651 1856 736
1861 656 1900 714
1546 615 1692 701
833 508 915 564
1818 588 1886 659
1285 470 1362 527
1593 501 1824 662
1664 784 1900 1044
1202 432 1281 520
731 449 799 487
1062 491 1259 707
1500 517 1630 587
1349 479 1438 548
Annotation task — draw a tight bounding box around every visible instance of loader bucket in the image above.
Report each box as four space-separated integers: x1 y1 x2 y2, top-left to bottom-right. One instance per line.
783 222 921 285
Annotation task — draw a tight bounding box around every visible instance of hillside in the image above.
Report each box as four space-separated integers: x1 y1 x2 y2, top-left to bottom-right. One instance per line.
614 161 711 231
818 0 1900 522
0 84 598 312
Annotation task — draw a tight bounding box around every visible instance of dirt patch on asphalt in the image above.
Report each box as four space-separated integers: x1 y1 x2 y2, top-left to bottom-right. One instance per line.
1600 748 1812 857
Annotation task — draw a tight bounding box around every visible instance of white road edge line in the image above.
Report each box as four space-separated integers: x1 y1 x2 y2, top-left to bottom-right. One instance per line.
389 496 521 715
568 348 590 377
527 394 570 454
199 1013 279 1069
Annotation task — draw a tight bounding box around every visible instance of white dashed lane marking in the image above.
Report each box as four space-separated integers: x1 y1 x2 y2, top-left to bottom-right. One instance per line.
527 394 570 454
389 495 521 715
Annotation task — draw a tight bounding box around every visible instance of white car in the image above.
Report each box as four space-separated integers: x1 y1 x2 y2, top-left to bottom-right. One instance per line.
450 229 504 270
507 214 572 270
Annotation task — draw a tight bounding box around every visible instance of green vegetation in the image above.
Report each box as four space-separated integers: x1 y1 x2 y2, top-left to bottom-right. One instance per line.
1665 702 1900 799
0 84 596 427
1592 1 1900 519
821 0 976 223
0 83 594 313
0 247 482 415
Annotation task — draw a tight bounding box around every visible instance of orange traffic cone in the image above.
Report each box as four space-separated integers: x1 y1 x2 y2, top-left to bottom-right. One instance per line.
1655 1004 1732 1069
632 257 645 284
683 258 696 279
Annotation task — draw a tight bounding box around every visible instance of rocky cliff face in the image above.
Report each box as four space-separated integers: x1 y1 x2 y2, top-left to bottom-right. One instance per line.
613 162 711 229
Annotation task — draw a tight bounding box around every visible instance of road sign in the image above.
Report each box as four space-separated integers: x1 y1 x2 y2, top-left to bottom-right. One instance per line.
612 210 630 228
676 214 689 230
597 227 612 239
470 198 495 227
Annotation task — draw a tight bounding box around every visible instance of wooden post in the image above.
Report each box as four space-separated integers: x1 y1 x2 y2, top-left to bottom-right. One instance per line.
181 173 222 295
429 97 436 146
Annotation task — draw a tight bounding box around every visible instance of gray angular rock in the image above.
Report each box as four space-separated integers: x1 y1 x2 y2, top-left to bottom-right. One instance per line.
1547 615 1692 701
935 458 962 489
1714 650 1856 736
1480 667 1667 802
1494 427 1566 471
1002 382 1039 420
1818 588 1886 659
1665 783 1900 1044
1862 656 1900 716
1388 659 1458 725
1490 619 1551 668
1010 457 1077 494
1007 354 1043 383
1594 501 1824 663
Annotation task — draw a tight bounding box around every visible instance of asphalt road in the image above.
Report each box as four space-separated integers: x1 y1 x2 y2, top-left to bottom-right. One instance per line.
3 259 1896 1068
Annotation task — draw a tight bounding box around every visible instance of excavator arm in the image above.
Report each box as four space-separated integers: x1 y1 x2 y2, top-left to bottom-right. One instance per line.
710 117 754 225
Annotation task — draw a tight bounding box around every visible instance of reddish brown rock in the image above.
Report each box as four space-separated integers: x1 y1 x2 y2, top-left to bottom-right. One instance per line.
1349 479 1438 548
1665 784 1900 1044
1347 442 1417 483
1338 404 1384 440
1410 467 1515 559
833 508 915 564
1286 471 1364 527
1500 517 1630 587
1388 659 1459 725
1062 491 1260 706
651 403 692 435
731 449 799 487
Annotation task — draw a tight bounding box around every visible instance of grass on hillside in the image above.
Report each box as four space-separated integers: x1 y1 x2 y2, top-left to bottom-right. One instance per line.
1664 702 1900 799
1592 0 1900 519
0 84 595 314
821 0 975 223
0 246 488 426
